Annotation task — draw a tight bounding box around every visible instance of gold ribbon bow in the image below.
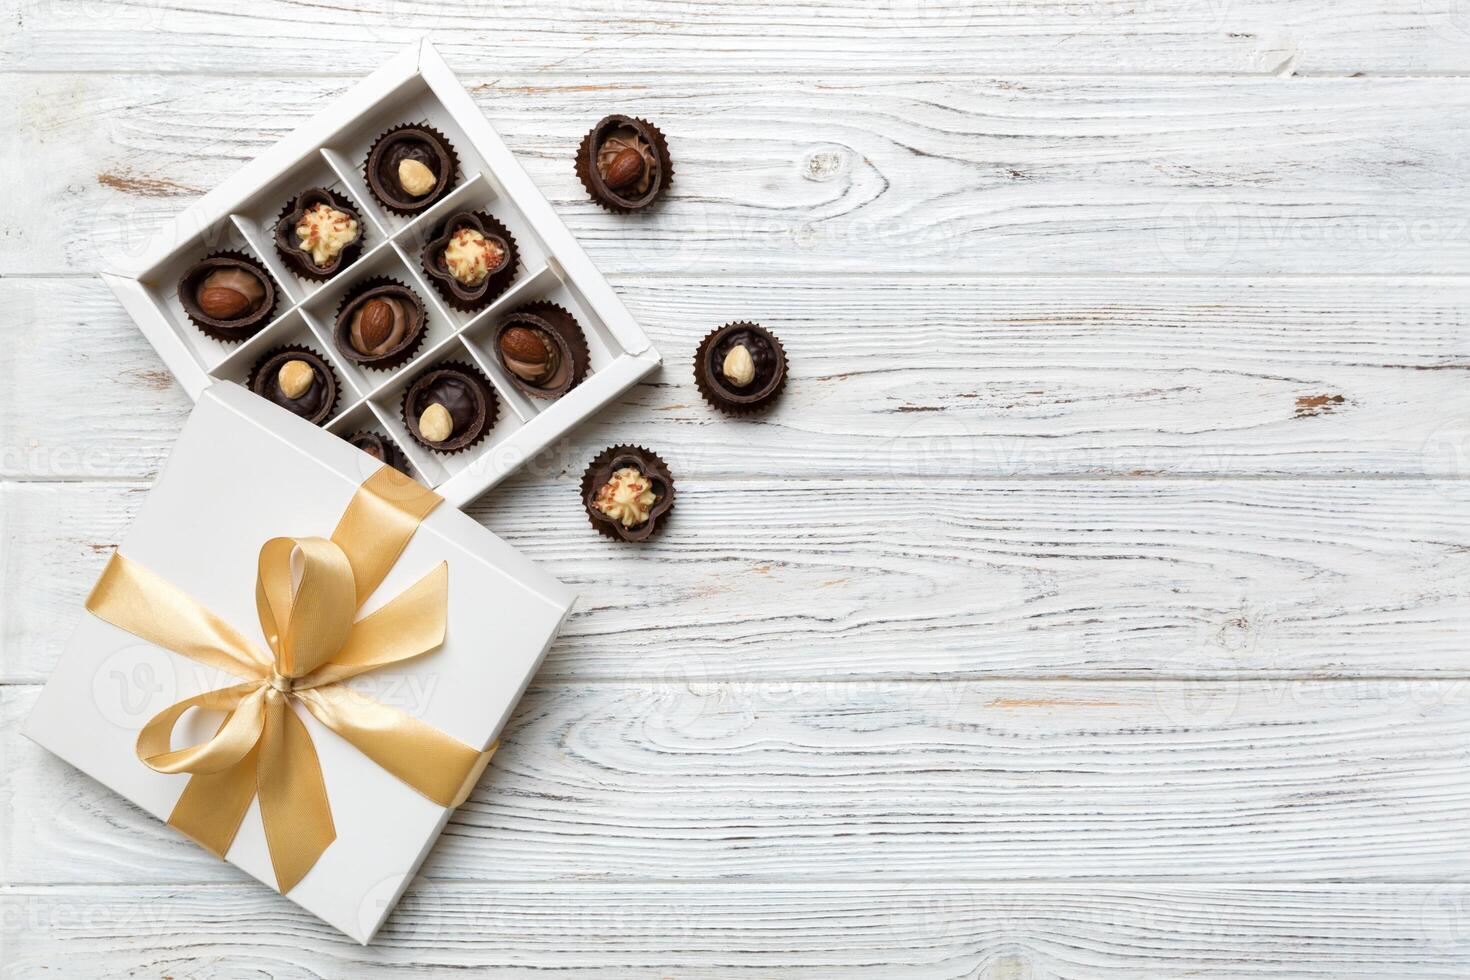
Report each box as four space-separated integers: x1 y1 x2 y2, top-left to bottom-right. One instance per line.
84 467 495 893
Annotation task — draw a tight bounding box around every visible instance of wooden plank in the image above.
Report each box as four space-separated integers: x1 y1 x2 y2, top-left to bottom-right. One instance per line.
5 476 1470 684
8 679 1470 886
4 276 1469 483
6 75 1470 275
4 1 1469 76
4 882 1468 977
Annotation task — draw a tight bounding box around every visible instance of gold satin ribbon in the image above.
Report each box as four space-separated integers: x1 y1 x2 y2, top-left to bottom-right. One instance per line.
85 466 496 893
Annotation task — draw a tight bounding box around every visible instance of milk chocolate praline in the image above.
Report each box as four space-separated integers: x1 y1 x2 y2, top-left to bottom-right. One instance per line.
493 302 589 400
178 251 278 342
575 115 672 213
274 187 365 282
364 123 458 216
400 362 497 454
580 445 675 543
420 211 518 311
247 345 339 426
333 278 427 370
694 321 787 415
346 430 410 476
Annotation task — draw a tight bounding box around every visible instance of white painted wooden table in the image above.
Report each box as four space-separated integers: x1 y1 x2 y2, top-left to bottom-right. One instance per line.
4 3 1470 976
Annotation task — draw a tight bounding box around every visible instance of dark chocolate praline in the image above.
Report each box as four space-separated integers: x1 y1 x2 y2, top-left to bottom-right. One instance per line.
493 302 589 400
364 123 458 216
580 445 675 543
401 362 498 454
334 279 428 370
694 321 787 415
274 187 365 282
247 346 339 426
575 115 672 213
346 430 410 476
420 211 518 312
178 252 278 343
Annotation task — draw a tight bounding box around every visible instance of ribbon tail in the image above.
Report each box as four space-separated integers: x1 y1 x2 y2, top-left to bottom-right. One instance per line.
296 686 495 808
257 692 336 893
168 745 260 859
331 467 442 607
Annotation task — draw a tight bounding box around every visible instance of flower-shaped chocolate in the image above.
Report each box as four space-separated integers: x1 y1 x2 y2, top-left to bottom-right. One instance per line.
420 211 519 311
581 446 675 542
273 188 364 281
576 115 673 213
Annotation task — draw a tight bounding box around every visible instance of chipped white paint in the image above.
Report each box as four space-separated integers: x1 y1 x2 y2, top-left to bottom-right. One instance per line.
3 2 1470 975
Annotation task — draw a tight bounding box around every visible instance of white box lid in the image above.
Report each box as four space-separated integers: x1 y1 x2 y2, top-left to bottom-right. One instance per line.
23 384 577 942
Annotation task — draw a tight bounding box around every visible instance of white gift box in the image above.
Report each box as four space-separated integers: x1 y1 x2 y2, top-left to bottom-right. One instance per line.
23 382 577 943
102 38 660 508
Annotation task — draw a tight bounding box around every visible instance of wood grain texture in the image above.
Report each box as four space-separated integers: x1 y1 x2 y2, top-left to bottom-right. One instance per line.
6 75 1470 276
5 883 1470 978
5 477 1470 684
8 679 1470 886
4 276 1469 482
6 0 1470 76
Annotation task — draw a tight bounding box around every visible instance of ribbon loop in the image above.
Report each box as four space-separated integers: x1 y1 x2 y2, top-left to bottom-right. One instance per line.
84 465 489 894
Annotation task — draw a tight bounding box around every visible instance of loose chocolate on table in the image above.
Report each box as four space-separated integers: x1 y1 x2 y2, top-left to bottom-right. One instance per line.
248 346 339 426
334 278 427 370
364 123 458 215
401 362 497 454
580 445 675 543
274 187 364 281
420 211 518 311
493 302 589 400
178 252 278 342
694 321 788 415
346 430 410 476
575 115 672 213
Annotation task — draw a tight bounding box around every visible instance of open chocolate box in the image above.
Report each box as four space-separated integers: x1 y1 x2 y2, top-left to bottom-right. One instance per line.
101 40 660 509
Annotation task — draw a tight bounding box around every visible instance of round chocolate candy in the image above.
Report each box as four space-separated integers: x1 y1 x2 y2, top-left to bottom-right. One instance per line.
247 346 339 426
694 322 788 415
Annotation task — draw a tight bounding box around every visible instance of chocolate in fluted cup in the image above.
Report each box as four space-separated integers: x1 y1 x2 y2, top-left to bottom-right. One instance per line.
694 321 787 415
575 115 672 214
419 210 519 311
581 445 675 543
400 361 497 455
345 430 410 477
333 277 428 371
178 250 279 343
274 187 366 282
247 345 340 426
492 302 590 400
363 123 459 216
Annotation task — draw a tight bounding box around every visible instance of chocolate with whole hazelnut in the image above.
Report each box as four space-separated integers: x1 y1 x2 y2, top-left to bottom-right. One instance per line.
400 362 498 454
333 279 427 370
580 445 675 542
575 115 672 213
694 321 787 415
492 302 589 399
178 253 278 342
247 346 339 426
363 124 458 215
